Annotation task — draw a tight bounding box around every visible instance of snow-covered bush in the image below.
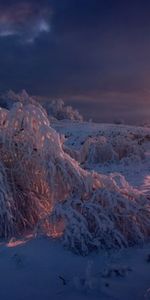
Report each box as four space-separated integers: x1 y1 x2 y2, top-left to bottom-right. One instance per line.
0 90 30 109
0 97 91 237
0 94 149 255
1 90 83 121
43 98 83 121
49 173 150 255
1 89 36 104
0 102 53 236
112 135 145 161
80 136 118 164
79 133 145 166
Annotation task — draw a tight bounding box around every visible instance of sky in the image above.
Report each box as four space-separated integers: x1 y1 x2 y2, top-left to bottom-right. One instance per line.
0 0 150 123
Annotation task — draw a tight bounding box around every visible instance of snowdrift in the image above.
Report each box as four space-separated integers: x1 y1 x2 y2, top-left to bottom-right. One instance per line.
0 97 149 255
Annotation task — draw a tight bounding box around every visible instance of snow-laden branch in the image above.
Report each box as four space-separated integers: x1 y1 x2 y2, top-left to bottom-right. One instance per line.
0 95 149 255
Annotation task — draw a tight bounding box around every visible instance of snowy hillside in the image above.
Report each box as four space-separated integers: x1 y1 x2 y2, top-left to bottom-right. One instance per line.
53 120 150 192
0 94 149 299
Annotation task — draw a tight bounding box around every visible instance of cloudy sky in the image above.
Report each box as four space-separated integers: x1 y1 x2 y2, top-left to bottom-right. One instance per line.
0 0 150 123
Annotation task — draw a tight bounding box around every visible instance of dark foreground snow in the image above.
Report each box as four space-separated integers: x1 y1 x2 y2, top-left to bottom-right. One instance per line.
0 236 149 300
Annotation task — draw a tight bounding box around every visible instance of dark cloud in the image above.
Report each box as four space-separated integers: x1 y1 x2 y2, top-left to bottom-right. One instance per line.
0 1 52 43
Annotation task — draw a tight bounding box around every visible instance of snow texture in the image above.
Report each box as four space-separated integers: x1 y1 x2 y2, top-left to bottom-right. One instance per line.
0 93 149 256
0 92 149 299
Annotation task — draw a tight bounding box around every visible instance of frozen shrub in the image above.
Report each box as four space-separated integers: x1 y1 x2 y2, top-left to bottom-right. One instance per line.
1 89 34 105
80 136 118 164
43 98 83 121
0 102 52 235
2 90 83 121
112 135 145 161
0 98 92 237
49 173 150 255
79 133 145 166
0 94 149 256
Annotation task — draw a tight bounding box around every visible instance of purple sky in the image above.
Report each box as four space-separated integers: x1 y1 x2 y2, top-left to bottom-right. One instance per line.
0 0 150 123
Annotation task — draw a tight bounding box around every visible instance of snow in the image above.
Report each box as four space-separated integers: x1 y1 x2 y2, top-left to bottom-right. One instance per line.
0 97 149 299
53 120 150 192
0 236 149 300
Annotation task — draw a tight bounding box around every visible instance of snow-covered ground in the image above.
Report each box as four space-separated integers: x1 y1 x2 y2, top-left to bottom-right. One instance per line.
53 120 150 193
0 120 149 300
0 236 150 300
